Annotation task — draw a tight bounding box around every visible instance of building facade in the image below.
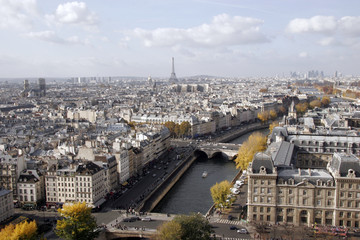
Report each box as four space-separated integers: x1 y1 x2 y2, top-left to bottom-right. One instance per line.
0 189 14 223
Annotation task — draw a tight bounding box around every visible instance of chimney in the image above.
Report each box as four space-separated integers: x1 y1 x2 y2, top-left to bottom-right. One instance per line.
308 168 311 176
298 168 301 176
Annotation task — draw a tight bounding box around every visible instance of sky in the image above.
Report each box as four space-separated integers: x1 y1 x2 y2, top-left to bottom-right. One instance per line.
1 0 360 78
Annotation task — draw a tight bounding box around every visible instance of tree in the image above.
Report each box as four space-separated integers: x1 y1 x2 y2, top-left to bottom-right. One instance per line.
257 111 269 123
235 132 267 170
55 202 98 240
0 220 38 240
269 109 277 121
259 88 268 93
309 99 321 109
156 214 212 240
164 121 176 137
179 121 191 137
269 121 279 134
295 102 308 115
174 124 180 138
278 106 286 116
321 96 330 107
210 180 232 209
156 221 182 240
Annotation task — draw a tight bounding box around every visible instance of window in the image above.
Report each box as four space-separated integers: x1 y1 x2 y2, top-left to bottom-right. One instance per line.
254 187 258 193
267 188 272 194
303 190 307 195
340 192 345 197
267 207 271 213
253 196 258 202
317 199 321 206
339 212 344 217
260 197 264 203
267 215 271 221
261 180 265 185
328 191 332 197
253 207 257 212
267 197 272 203
289 189 292 194
260 207 264 213
349 184 353 189
289 197 293 204
261 188 265 193
303 198 307 205
347 212 352 218
348 192 353 198
317 190 321 196
253 214 257 220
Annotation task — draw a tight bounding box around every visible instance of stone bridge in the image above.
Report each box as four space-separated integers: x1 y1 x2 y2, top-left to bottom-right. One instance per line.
195 142 240 160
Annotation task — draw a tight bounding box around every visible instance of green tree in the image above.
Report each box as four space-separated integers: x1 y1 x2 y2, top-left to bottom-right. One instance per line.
0 220 38 240
156 221 182 240
55 202 98 240
156 214 212 240
179 121 191 137
210 180 232 209
235 132 267 170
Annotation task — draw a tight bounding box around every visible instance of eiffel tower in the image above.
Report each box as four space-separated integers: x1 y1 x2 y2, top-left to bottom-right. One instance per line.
169 57 178 84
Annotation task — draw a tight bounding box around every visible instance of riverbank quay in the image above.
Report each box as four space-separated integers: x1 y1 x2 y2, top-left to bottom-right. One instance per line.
137 148 196 213
213 122 269 143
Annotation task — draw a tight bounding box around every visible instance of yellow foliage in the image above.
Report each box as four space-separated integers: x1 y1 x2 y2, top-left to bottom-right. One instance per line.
269 109 277 120
210 180 232 208
156 221 182 240
56 202 98 240
0 220 38 240
257 111 269 123
235 132 267 170
269 121 279 134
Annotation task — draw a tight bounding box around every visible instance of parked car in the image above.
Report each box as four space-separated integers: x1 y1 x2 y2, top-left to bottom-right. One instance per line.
229 225 237 230
141 217 152 222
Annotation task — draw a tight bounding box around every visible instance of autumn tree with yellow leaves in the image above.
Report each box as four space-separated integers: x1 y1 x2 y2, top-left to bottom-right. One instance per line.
269 121 279 134
55 202 98 240
210 180 232 209
0 219 38 240
235 132 267 170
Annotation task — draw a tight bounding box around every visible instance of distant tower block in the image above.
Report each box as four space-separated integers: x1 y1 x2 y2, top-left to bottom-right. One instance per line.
38 78 46 97
24 79 29 91
169 57 178 84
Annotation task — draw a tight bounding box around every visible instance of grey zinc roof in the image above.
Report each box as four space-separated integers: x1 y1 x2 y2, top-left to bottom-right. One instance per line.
329 153 360 177
271 141 295 167
269 127 288 143
278 168 333 184
251 152 274 174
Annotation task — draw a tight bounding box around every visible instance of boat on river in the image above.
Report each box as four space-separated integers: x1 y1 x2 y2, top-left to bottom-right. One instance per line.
202 171 208 178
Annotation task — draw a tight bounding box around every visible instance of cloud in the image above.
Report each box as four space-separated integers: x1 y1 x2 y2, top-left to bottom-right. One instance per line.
26 30 89 45
287 16 337 34
0 0 38 29
288 15 360 37
46 1 98 26
299 52 308 58
338 16 360 36
131 14 269 48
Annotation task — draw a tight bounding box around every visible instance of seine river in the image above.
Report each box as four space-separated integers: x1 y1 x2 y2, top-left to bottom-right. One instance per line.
153 128 270 214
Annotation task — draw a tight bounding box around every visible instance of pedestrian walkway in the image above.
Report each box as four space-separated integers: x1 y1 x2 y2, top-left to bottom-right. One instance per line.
214 219 244 226
221 237 250 240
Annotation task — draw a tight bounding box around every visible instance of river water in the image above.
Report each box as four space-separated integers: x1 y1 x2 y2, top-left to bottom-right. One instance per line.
153 128 270 214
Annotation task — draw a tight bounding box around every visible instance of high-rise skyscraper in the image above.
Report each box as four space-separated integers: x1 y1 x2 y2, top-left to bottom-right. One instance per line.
38 78 46 97
24 79 29 91
169 57 178 84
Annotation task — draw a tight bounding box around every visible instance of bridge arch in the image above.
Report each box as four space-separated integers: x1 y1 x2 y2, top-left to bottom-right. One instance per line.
193 149 208 159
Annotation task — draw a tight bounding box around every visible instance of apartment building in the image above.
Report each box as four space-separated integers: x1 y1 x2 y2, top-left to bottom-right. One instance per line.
45 161 106 208
17 169 45 208
0 189 14 223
